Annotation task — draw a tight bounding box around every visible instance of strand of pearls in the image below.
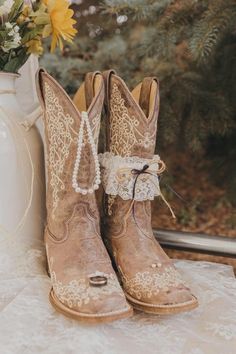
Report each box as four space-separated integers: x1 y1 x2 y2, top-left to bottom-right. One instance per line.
72 111 101 194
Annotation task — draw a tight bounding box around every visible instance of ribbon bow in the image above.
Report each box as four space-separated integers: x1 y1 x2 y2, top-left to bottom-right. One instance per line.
130 160 176 219
131 164 150 199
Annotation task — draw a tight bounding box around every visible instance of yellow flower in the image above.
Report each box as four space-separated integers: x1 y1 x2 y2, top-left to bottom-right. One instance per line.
25 38 44 56
22 5 31 17
16 5 31 24
17 14 26 25
42 0 77 52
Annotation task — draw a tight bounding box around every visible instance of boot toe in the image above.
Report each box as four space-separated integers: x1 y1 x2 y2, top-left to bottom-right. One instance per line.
123 265 197 310
144 285 195 307
87 291 132 317
51 271 132 319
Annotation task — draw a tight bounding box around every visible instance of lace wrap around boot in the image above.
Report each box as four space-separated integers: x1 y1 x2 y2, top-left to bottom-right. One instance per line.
36 69 132 323
100 70 198 314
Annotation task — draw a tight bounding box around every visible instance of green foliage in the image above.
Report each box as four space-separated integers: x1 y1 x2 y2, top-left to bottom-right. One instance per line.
8 0 24 22
40 0 236 202
0 0 39 72
2 48 29 72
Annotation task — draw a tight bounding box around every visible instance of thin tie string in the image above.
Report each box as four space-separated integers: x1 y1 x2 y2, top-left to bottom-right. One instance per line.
122 161 175 239
160 176 188 204
132 164 150 199
131 161 176 218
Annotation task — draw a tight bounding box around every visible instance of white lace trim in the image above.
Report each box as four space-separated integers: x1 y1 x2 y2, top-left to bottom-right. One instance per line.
122 267 187 300
51 271 122 309
99 152 164 201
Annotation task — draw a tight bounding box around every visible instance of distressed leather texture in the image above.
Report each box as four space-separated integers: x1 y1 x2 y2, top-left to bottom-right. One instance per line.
102 71 197 307
36 69 131 317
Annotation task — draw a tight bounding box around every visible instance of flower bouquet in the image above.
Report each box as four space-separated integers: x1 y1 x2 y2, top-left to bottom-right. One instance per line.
0 0 77 73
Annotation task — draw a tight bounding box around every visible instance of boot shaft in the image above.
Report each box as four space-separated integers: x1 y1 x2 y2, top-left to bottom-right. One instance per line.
103 70 159 158
36 69 104 239
101 71 160 218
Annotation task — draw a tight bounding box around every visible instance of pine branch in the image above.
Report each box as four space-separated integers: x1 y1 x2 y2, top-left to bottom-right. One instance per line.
189 1 236 64
102 0 172 20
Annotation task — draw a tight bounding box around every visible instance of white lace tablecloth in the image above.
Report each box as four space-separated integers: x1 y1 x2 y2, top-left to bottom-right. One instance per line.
0 235 236 354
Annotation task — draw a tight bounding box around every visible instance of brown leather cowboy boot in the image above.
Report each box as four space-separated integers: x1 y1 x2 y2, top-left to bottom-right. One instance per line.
36 69 132 323
100 70 198 314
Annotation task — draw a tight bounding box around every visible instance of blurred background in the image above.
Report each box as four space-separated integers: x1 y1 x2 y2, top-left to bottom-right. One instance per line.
40 0 236 243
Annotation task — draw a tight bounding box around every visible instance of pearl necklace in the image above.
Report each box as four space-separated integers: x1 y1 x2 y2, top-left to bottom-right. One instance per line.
72 111 101 194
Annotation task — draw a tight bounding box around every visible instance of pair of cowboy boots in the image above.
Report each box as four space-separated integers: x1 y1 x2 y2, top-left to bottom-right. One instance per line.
36 68 198 324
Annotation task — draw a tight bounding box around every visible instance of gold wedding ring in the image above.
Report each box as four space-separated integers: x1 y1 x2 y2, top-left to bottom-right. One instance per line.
89 275 108 287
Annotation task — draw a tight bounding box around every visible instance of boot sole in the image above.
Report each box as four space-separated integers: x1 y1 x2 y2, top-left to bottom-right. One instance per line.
125 292 198 315
49 289 133 324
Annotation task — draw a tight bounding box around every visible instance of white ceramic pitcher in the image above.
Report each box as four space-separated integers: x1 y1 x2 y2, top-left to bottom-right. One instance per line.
0 71 45 274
